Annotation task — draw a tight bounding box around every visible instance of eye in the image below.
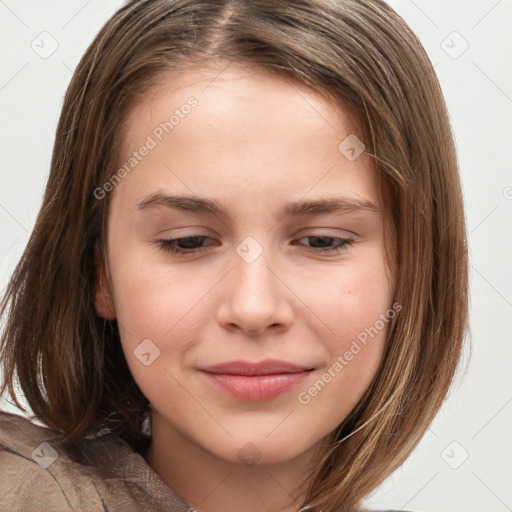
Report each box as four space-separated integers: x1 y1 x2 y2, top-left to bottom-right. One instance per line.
295 235 354 254
157 234 354 256
157 236 212 255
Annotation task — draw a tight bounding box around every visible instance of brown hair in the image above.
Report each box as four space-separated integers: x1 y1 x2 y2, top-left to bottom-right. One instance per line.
0 1 469 510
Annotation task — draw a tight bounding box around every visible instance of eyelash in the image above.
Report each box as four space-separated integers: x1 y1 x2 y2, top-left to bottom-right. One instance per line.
157 235 354 256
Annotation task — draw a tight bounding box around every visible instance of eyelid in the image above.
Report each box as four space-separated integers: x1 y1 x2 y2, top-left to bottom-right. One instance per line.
295 226 359 238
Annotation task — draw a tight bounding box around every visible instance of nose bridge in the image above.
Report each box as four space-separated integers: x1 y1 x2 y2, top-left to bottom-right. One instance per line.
216 236 292 335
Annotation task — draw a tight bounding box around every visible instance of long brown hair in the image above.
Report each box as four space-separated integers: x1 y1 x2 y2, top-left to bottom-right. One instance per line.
0 1 469 510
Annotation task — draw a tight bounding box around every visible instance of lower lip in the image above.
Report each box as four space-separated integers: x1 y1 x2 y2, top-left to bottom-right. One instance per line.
201 371 311 401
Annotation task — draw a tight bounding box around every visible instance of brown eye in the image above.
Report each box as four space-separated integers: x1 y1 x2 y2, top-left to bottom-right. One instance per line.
296 236 354 254
158 236 212 254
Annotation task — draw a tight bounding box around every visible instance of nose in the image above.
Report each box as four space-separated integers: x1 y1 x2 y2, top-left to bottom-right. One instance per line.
215 246 294 336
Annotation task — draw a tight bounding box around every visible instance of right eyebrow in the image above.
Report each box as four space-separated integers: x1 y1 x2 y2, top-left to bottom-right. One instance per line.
137 192 225 215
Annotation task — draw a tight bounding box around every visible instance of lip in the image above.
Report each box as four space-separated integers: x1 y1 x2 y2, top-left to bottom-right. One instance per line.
199 359 314 401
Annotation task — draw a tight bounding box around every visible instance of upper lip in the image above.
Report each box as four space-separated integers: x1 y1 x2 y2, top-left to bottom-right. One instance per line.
200 359 313 376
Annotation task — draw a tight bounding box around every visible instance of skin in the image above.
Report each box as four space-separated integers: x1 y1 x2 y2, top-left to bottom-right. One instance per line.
95 61 396 512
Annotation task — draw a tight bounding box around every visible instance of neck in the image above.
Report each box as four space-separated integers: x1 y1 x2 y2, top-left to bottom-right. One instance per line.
144 412 318 512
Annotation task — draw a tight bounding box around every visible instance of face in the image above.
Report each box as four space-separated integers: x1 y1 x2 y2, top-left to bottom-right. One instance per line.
95 62 396 467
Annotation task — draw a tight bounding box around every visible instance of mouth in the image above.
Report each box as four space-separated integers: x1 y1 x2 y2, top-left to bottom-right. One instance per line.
199 359 314 401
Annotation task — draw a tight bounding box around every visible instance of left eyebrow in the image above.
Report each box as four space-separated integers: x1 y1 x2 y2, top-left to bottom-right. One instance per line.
136 192 380 217
285 197 380 216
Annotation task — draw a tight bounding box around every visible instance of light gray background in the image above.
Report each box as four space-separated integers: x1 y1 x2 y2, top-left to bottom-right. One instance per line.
0 1 511 511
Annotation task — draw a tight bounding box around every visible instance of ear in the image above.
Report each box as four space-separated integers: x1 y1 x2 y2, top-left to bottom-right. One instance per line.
94 249 117 320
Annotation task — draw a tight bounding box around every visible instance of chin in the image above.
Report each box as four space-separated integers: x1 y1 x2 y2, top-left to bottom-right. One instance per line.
207 434 317 468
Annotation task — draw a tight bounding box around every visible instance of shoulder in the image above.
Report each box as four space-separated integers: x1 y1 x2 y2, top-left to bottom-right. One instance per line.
0 410 192 512
0 411 106 510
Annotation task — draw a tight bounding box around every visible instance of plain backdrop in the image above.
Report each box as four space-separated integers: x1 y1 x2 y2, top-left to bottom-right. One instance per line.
0 1 511 511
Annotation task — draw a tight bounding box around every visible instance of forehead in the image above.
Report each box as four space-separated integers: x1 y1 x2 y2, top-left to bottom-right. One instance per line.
112 62 379 216
120 61 364 155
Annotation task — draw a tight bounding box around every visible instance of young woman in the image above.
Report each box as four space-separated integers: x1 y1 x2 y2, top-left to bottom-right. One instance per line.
0 1 469 511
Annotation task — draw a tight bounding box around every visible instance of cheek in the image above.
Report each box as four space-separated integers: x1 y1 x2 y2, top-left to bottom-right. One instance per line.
108 261 207 406
299 248 393 343
293 251 393 403
107 246 226 392
109 245 212 338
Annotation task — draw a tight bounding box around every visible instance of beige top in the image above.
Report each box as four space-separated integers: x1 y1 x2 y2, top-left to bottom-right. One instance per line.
0 411 409 512
0 411 191 511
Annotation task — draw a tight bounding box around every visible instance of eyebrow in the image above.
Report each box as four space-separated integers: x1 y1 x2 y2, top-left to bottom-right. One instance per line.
136 192 380 217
